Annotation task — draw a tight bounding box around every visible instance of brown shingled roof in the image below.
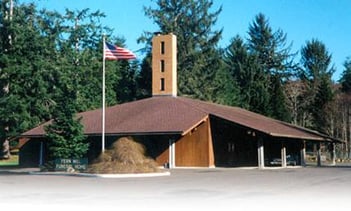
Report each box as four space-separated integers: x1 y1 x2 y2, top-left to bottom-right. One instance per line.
22 97 207 137
177 97 330 141
22 96 335 142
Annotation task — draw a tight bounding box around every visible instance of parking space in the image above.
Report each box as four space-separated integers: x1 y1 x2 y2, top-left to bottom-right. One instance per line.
1 166 351 210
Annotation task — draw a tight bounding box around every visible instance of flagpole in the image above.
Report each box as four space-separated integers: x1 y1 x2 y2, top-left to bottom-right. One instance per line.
102 35 106 153
101 39 136 154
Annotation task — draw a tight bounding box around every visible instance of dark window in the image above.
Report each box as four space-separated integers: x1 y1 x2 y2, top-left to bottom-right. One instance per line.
160 78 165 91
161 41 165 54
160 60 165 72
228 142 235 152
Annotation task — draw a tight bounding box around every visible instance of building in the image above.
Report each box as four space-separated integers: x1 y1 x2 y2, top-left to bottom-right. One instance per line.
20 33 339 168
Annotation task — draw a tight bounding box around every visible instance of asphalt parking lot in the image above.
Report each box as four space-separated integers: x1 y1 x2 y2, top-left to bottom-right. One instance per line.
1 166 351 211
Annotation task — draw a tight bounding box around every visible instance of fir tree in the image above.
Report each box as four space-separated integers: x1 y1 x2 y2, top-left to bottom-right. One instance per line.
340 58 351 94
311 75 334 134
0 2 137 159
246 13 294 118
270 75 291 122
300 39 334 89
136 52 152 99
212 55 241 106
45 62 88 160
300 39 335 131
223 35 266 111
115 59 139 103
0 1 55 157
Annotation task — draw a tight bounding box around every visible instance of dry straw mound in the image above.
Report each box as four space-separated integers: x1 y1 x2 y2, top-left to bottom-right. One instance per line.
87 136 160 174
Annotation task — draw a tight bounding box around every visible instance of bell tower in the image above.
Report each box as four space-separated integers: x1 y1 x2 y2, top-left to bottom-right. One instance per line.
152 33 177 97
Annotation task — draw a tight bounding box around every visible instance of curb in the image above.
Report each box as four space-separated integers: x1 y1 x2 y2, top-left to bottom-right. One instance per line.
79 171 170 178
29 171 171 178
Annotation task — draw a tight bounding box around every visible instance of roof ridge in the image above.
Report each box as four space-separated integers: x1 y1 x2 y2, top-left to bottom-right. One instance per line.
177 96 273 121
78 97 155 115
175 97 212 114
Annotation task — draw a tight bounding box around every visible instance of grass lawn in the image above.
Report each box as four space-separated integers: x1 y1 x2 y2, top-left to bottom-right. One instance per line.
0 154 19 166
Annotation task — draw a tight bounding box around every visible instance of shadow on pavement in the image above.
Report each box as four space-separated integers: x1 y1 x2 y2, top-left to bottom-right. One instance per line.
0 166 38 175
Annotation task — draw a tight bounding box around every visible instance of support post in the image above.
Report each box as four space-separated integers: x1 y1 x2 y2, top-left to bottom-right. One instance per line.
281 142 287 168
300 141 306 167
257 138 265 169
168 139 175 168
39 141 44 166
317 142 322 167
331 142 336 166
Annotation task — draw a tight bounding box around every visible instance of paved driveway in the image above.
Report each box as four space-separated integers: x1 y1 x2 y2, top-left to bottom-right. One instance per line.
1 166 350 210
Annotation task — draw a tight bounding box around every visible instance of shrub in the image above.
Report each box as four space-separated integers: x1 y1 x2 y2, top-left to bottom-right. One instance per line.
87 136 159 174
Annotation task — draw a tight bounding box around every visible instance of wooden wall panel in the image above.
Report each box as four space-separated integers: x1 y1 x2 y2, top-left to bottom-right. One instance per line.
207 119 215 167
175 117 212 167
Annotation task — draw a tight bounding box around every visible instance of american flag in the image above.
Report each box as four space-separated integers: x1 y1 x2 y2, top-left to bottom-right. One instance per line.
104 42 136 60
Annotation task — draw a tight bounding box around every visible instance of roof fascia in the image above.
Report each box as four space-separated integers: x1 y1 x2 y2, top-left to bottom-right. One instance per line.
181 115 209 136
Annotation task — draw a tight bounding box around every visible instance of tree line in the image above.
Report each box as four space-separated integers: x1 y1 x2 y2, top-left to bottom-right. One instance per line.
1 0 351 160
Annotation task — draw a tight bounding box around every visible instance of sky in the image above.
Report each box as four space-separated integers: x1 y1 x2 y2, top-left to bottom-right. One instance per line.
22 0 351 81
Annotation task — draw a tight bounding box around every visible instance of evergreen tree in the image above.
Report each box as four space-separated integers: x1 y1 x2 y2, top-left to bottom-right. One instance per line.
0 1 56 158
246 13 294 118
58 8 117 111
142 0 223 101
212 54 241 106
340 58 351 94
225 15 294 120
115 59 139 103
299 39 335 131
44 65 88 159
247 13 295 76
43 8 122 160
136 52 152 99
270 75 291 122
311 75 334 134
0 1 137 159
223 35 266 111
300 39 334 89
223 36 248 107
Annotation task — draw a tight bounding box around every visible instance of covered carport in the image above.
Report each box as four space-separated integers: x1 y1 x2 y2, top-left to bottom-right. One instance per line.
208 114 339 168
